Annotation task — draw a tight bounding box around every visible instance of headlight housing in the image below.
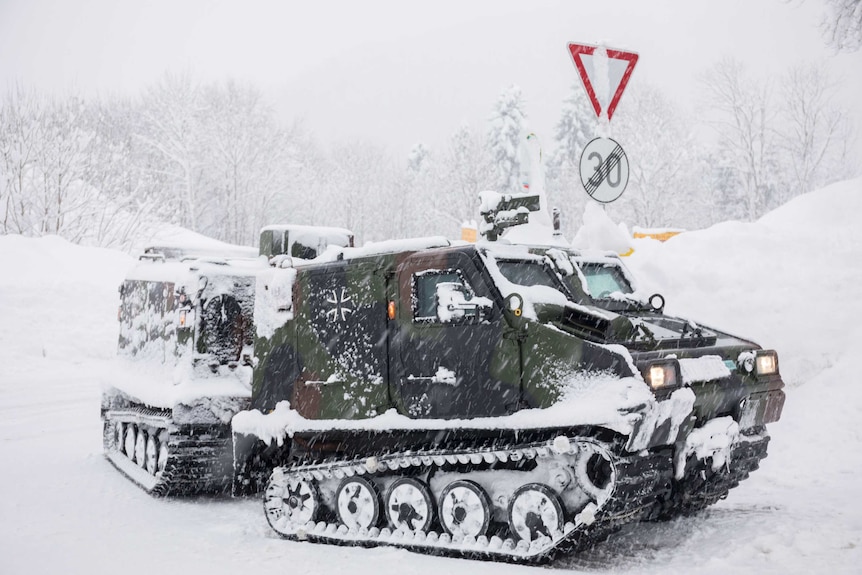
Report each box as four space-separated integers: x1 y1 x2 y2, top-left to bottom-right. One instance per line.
178 308 194 329
755 350 779 376
643 359 682 392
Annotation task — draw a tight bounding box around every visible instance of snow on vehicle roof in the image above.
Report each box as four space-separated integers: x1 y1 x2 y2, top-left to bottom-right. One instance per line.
140 244 259 262
312 236 454 263
261 223 353 236
124 255 267 283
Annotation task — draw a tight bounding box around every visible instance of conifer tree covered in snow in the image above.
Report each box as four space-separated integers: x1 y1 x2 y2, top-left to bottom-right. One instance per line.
487 85 528 194
546 85 596 238
549 84 595 176
398 142 437 238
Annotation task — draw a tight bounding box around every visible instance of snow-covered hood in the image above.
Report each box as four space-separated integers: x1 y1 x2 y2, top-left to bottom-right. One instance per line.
622 312 759 355
551 301 757 356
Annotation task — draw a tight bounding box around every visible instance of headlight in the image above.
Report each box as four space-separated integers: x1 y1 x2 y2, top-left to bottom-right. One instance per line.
643 359 681 391
755 350 779 376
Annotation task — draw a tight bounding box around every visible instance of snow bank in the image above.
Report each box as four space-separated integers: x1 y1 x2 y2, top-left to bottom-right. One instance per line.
130 224 256 255
625 177 862 388
571 202 633 254
0 234 133 371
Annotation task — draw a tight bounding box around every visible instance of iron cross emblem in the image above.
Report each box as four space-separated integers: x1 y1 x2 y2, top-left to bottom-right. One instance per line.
325 288 354 321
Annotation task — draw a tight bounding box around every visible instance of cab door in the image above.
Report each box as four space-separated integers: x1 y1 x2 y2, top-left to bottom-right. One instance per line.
390 250 519 419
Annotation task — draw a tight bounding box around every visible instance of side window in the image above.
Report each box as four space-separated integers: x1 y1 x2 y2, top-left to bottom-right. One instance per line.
414 270 464 320
412 269 491 323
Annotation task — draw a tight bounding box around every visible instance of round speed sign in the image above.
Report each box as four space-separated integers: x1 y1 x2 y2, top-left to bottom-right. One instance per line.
578 137 629 203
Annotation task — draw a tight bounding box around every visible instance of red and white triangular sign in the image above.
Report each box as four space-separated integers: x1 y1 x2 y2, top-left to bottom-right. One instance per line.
567 43 638 121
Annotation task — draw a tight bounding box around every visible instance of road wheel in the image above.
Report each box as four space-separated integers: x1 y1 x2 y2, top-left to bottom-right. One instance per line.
336 477 380 531
145 434 159 475
114 422 125 454
134 428 147 468
157 435 169 476
124 424 137 461
385 477 434 533
264 472 320 536
439 480 491 538
508 483 564 542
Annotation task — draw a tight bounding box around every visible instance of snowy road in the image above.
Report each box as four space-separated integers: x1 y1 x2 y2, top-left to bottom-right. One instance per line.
2 336 858 575
2 180 862 574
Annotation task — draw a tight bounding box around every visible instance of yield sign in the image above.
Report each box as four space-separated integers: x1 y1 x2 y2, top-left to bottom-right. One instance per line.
567 43 638 121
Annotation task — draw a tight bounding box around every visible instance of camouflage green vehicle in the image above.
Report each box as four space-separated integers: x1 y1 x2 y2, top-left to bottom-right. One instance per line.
102 206 785 563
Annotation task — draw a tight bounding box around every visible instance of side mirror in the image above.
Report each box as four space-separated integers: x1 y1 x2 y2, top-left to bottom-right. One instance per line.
435 282 491 322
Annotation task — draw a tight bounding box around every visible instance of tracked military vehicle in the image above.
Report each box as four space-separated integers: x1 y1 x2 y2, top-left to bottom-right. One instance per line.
101 226 354 494
102 199 784 563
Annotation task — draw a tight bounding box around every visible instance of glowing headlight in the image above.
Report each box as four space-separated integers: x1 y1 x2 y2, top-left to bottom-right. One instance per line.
755 350 779 376
649 366 666 388
644 360 680 391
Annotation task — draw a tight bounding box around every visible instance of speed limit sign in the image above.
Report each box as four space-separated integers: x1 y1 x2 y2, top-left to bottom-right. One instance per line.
579 137 629 203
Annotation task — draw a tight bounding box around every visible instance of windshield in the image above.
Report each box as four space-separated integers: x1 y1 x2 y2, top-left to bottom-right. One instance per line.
579 262 633 298
497 261 563 289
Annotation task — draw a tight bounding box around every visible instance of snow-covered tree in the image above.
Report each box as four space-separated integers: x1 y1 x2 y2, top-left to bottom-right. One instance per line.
138 71 207 231
0 88 100 241
434 124 496 231
546 85 596 238
0 85 42 235
395 142 434 237
487 85 528 193
777 63 855 199
821 0 862 51
200 80 289 245
549 84 595 177
78 96 159 249
610 84 697 228
327 141 394 243
701 58 781 221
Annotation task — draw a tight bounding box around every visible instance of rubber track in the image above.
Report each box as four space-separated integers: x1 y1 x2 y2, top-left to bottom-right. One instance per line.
656 432 771 519
103 409 234 497
265 436 675 564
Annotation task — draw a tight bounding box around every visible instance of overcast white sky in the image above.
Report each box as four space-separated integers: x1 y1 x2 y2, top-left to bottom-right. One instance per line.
1 0 860 160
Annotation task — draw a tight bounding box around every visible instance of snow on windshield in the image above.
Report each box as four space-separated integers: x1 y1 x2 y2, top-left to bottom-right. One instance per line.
480 248 611 321
496 260 562 290
480 250 569 319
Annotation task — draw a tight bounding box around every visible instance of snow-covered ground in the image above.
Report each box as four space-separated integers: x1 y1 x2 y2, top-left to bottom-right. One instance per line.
1 179 861 574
